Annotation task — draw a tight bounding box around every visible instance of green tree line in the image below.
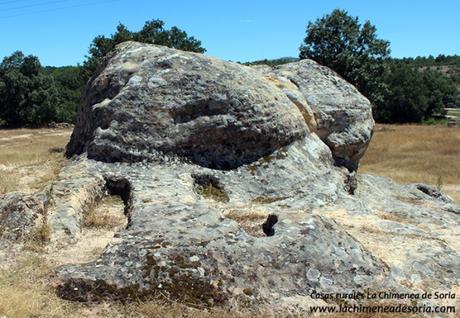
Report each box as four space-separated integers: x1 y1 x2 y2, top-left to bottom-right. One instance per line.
298 9 459 123
0 19 204 127
0 13 458 127
249 10 459 123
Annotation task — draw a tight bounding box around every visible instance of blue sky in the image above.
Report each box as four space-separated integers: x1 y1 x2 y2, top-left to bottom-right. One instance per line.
1 0 459 66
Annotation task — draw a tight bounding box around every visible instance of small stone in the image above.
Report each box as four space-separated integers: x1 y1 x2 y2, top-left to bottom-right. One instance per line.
320 277 333 288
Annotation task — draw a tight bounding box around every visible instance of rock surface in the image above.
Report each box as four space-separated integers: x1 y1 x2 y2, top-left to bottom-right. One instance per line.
1 42 458 313
54 146 393 305
0 192 48 265
51 156 460 308
66 41 308 170
0 192 46 244
253 60 374 171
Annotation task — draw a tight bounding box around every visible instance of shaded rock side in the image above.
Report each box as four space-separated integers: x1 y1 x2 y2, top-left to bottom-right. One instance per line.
66 41 309 170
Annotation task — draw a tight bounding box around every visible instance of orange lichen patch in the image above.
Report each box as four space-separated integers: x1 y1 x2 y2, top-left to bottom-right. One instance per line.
264 74 317 132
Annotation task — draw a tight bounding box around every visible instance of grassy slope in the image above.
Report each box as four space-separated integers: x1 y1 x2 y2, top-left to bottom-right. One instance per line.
447 108 460 117
0 128 71 194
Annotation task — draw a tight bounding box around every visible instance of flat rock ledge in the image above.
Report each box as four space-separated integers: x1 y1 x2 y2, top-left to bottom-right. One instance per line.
48 149 459 310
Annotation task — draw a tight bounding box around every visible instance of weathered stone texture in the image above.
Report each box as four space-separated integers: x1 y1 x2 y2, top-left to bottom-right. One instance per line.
1 42 457 312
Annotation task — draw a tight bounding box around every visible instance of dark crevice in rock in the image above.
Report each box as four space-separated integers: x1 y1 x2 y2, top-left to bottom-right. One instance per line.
192 174 222 188
286 76 300 89
344 171 358 195
170 100 227 124
333 156 358 172
104 176 133 226
181 150 253 171
262 214 278 237
415 184 452 203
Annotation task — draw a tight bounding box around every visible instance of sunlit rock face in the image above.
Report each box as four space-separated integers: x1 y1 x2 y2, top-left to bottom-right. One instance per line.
253 59 375 171
66 41 310 170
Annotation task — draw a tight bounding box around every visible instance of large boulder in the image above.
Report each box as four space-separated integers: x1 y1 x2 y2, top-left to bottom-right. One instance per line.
23 42 456 311
66 41 308 170
254 60 374 171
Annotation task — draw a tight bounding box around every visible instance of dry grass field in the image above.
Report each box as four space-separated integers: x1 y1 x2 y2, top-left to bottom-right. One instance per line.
360 124 460 202
0 128 71 195
0 125 458 317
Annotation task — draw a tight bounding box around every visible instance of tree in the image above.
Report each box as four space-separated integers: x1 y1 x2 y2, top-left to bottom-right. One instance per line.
299 9 390 105
43 66 81 123
376 61 456 123
299 9 458 123
82 19 206 82
0 51 60 127
421 69 456 115
375 62 428 122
